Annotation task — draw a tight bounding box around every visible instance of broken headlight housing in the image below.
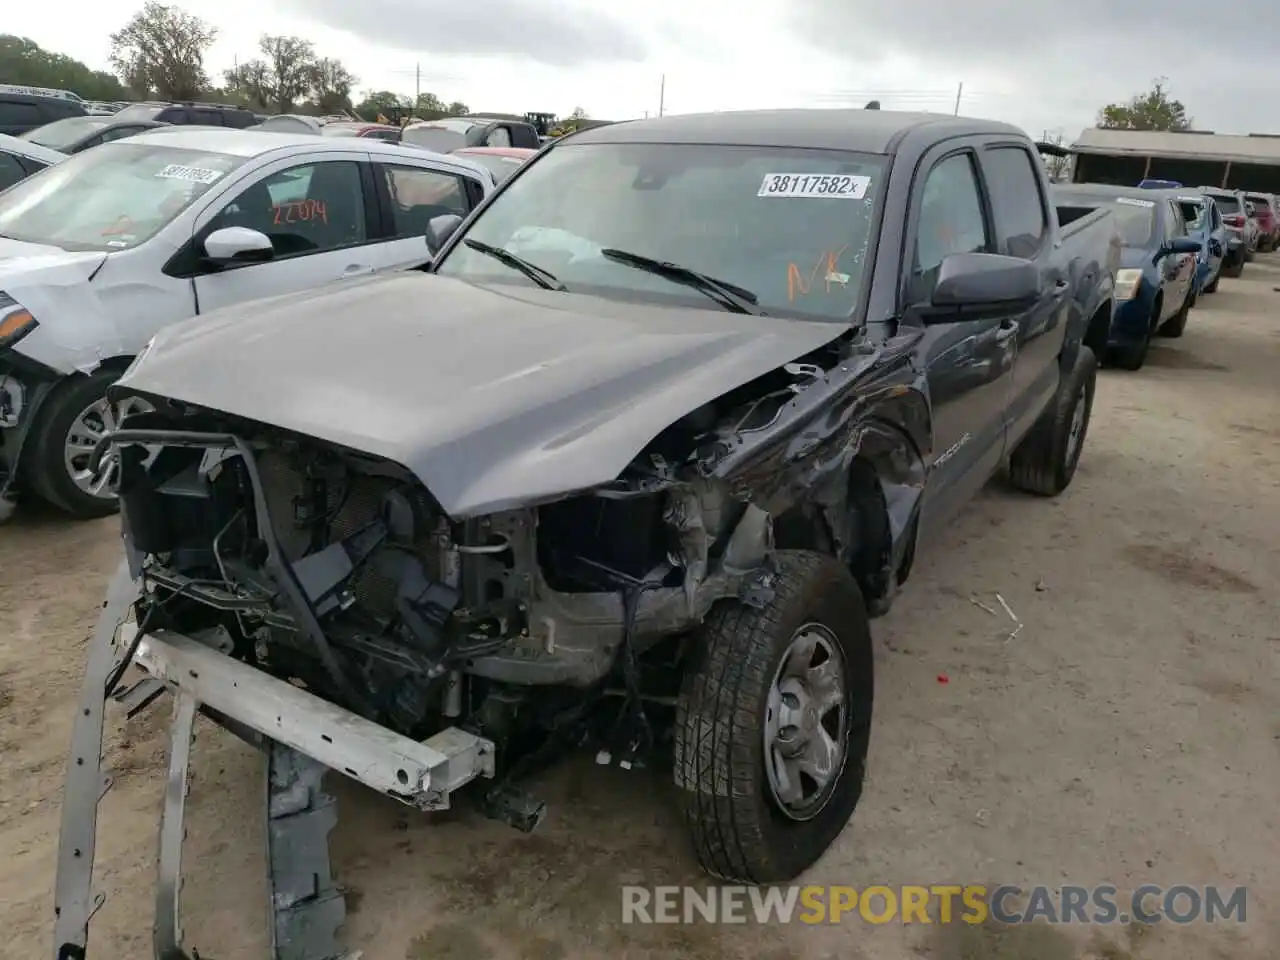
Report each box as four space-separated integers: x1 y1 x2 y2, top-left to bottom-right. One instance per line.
0 292 37 349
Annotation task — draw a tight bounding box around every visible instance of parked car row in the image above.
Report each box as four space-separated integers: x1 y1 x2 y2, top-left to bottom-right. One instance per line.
1052 179 1262 370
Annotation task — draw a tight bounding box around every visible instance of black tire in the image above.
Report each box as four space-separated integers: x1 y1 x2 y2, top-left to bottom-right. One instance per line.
1204 274 1220 293
1222 258 1244 278
25 367 123 519
1108 296 1157 372
674 550 874 883
1007 345 1097 496
1158 290 1192 338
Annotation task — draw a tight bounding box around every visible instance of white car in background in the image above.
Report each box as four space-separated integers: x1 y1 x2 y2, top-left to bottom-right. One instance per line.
0 128 492 519
0 132 67 190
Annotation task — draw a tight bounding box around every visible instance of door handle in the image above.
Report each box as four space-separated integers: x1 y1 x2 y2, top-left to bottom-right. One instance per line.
343 264 375 277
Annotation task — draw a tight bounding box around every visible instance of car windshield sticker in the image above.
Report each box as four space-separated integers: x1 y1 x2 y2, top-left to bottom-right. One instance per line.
156 163 224 185
1115 197 1155 208
758 173 871 199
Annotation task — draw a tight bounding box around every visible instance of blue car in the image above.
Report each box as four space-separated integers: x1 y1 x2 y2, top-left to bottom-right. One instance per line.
1173 193 1227 295
1055 184 1200 370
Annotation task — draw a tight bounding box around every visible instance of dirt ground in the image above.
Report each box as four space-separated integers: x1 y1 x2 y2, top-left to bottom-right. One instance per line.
2 261 1278 960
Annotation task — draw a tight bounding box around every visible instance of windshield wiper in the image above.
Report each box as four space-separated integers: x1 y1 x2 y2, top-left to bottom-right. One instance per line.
599 248 763 315
463 238 566 291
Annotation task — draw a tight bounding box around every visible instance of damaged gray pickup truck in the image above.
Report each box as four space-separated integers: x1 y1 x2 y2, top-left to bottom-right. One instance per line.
55 109 1116 959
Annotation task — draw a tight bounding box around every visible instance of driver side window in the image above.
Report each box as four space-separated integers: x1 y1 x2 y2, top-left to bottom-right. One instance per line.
911 152 990 302
206 161 368 258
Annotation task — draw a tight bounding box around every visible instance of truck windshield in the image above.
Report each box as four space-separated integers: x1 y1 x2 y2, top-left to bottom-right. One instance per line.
0 141 246 252
433 141 887 321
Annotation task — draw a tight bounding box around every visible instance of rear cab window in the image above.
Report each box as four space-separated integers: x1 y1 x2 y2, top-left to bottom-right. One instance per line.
980 145 1048 258
433 140 887 321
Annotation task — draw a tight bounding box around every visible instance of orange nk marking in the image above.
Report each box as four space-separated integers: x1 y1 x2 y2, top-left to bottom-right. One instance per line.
787 245 848 302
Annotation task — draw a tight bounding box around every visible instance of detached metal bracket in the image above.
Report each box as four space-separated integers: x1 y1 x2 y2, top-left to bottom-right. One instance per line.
52 562 138 960
54 578 495 960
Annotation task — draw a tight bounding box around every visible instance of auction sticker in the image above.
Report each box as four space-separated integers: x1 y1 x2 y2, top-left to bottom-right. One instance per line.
1114 197 1155 207
759 173 871 199
156 164 225 185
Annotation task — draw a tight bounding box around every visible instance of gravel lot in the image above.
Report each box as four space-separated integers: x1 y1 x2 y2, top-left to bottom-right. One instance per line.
1 261 1278 960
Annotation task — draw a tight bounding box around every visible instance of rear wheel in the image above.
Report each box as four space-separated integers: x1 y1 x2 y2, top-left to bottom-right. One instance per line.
1222 257 1244 278
1008 346 1097 496
674 550 873 883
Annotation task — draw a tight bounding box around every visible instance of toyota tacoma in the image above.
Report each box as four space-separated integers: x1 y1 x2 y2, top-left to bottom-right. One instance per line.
56 109 1114 960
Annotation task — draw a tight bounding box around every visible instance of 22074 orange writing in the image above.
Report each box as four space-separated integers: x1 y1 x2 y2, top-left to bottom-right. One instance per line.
272 199 328 226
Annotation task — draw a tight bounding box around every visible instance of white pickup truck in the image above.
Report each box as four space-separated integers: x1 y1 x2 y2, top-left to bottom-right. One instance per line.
0 128 492 518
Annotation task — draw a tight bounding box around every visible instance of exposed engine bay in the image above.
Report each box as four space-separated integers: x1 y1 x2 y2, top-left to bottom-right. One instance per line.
106 346 873 780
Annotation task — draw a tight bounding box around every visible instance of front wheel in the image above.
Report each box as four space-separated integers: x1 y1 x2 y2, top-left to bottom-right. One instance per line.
1204 274 1220 293
1007 345 1097 496
674 550 873 883
25 368 133 519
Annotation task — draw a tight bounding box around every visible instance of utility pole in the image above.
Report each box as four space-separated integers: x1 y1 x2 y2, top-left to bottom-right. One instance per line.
658 74 665 117
415 63 420 105
953 82 963 116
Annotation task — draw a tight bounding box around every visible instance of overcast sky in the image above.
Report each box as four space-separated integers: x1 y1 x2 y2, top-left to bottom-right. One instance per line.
9 0 1279 138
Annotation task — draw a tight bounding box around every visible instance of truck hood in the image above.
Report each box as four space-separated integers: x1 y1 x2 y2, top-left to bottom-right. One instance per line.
120 275 850 518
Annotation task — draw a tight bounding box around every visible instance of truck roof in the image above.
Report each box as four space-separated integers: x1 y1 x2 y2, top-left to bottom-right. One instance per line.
569 109 1027 154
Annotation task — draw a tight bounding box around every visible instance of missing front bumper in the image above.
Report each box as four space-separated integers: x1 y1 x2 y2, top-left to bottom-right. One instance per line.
130 626 496 807
52 564 496 960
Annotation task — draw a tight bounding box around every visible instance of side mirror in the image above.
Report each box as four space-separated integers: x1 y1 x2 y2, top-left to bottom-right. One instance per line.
426 214 463 257
923 252 1039 320
1245 202 1256 217
1168 237 1201 255
202 226 273 266
1209 238 1223 256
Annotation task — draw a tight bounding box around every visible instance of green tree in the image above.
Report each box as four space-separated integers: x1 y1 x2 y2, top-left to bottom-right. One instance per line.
354 89 409 122
109 2 216 100
0 35 126 100
413 92 449 119
1098 78 1190 131
222 60 272 110
258 35 315 112
446 100 469 116
309 57 357 114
